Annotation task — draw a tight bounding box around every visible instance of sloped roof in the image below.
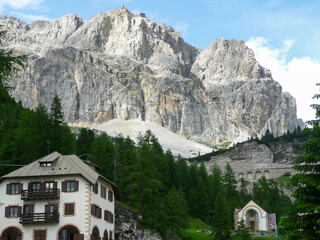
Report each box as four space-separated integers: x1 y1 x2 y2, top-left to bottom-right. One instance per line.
0 152 119 199
235 200 267 215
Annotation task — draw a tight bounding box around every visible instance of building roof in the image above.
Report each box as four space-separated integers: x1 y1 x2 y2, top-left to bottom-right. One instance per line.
0 152 119 199
235 200 268 215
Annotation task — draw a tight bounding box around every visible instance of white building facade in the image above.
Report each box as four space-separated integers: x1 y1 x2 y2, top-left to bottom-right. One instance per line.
234 200 270 231
0 152 119 240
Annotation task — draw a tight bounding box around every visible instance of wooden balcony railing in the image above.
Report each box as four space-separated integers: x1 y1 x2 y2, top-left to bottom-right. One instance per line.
20 212 59 224
21 189 60 200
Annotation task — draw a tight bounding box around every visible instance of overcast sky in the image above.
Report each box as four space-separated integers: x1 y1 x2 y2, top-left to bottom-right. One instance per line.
1 0 320 122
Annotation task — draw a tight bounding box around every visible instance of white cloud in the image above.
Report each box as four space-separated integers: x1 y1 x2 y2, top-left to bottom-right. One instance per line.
11 11 50 21
246 37 320 122
174 22 189 36
0 0 43 13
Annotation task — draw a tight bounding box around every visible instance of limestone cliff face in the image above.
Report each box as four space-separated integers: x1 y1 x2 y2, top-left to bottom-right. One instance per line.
0 7 304 143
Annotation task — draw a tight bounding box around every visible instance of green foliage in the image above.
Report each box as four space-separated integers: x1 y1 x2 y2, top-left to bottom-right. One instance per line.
165 187 189 231
90 133 115 180
233 220 252 240
177 230 212 240
76 128 95 156
253 177 292 223
212 191 232 239
279 98 320 239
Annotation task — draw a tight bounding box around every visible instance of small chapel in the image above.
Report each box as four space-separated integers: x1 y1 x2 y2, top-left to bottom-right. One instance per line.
234 200 270 231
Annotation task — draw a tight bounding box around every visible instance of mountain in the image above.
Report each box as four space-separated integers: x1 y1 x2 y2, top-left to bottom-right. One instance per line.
0 6 304 144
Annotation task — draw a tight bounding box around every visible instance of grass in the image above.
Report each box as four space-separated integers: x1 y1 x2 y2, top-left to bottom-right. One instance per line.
177 230 212 240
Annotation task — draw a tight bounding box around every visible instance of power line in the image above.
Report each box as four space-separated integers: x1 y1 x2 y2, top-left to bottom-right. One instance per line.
0 164 26 167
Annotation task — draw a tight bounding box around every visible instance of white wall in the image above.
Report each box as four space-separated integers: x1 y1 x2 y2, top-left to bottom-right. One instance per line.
90 178 115 239
0 175 89 240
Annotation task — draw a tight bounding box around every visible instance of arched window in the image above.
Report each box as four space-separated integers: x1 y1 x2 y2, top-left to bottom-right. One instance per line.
58 225 79 240
92 226 100 240
255 171 262 180
103 230 108 240
1 227 23 240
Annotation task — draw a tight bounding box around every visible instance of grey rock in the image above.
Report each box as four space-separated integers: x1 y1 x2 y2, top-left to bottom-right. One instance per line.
0 7 304 144
115 203 164 240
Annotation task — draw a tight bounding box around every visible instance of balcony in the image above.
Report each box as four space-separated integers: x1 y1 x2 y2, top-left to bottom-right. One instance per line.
20 213 59 224
21 189 60 200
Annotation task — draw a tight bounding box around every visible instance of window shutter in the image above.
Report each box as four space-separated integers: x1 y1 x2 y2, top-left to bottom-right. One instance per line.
99 207 102 218
28 182 32 191
62 181 66 192
5 207 9 217
6 184 11 194
45 204 49 214
53 181 57 189
40 182 45 190
91 204 94 215
75 181 79 191
18 206 22 217
30 204 34 213
111 213 114 223
54 203 58 213
19 183 23 194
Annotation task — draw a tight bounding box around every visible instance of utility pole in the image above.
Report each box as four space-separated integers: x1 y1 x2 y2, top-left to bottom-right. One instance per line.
113 141 117 184
47 140 50 154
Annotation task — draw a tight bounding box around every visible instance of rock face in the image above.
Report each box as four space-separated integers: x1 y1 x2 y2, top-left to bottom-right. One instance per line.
0 6 304 143
115 203 163 240
204 140 305 180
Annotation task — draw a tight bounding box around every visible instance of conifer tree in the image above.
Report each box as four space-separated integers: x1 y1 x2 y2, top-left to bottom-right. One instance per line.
165 187 189 231
90 133 115 180
212 191 232 240
280 88 320 239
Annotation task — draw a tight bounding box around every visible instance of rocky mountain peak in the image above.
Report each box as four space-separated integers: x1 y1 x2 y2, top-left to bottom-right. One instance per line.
1 8 304 145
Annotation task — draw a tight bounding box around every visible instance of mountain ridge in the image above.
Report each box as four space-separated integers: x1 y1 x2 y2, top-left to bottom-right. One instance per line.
0 6 304 144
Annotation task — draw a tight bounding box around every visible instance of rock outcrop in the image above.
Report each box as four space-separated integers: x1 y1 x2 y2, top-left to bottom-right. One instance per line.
0 6 304 144
204 140 305 180
115 203 166 240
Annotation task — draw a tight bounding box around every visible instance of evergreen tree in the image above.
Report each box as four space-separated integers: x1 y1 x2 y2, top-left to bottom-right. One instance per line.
127 131 167 234
223 163 238 227
90 133 115 180
233 220 252 240
48 95 75 154
165 187 189 231
212 191 232 240
76 128 95 156
114 135 137 202
280 88 320 239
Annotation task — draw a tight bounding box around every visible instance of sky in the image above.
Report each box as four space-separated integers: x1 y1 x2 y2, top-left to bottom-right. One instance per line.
1 0 320 123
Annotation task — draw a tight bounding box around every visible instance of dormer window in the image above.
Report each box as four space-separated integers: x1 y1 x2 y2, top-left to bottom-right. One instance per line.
38 152 59 167
40 162 52 167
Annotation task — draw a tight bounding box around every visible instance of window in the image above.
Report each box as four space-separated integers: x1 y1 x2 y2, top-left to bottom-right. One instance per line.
40 162 52 167
45 203 58 215
104 210 113 223
34 230 46 240
91 204 101 218
64 203 75 216
6 183 22 194
32 182 41 192
61 180 78 192
5 206 21 217
45 182 54 192
23 204 34 214
103 230 108 240
108 190 113 202
93 182 99 194
101 185 106 199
